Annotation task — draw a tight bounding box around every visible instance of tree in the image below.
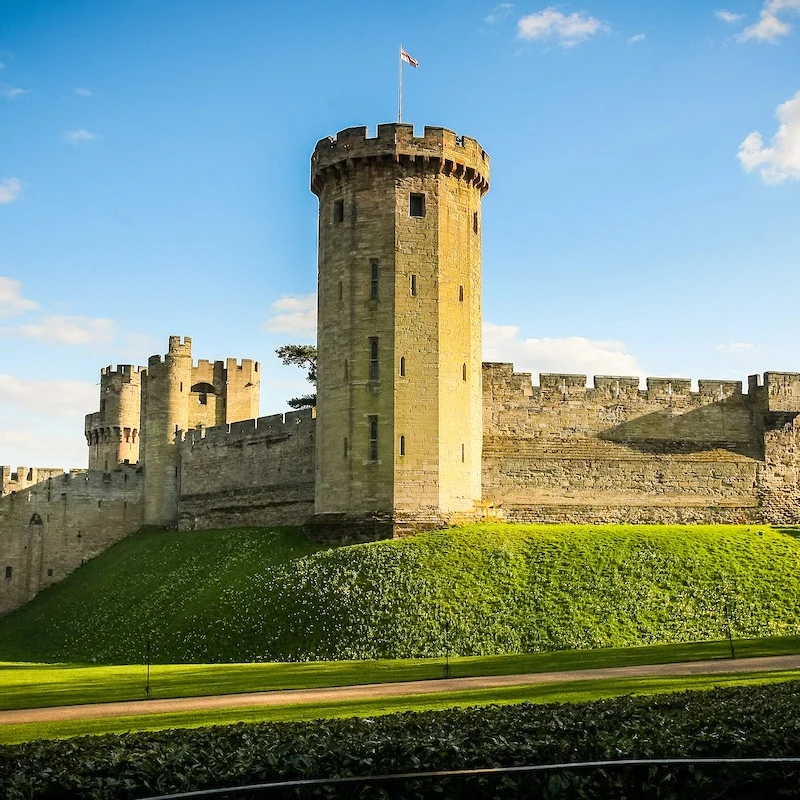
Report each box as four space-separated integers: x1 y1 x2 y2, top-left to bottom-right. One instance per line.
276 344 317 409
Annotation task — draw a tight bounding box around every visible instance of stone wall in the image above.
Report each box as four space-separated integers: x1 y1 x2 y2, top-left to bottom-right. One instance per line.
0 466 144 616
176 409 316 530
481 364 764 523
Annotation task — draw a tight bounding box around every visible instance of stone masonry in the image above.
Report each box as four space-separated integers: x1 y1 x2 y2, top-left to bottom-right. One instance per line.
2 122 800 615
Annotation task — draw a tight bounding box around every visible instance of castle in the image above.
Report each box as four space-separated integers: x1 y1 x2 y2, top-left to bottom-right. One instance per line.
2 122 800 616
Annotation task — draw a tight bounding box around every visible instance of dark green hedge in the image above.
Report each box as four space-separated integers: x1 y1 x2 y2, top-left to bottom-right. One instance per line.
4 682 800 798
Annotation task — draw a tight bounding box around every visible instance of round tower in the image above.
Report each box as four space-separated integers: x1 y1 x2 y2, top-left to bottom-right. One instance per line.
141 335 193 526
84 365 142 471
310 123 490 534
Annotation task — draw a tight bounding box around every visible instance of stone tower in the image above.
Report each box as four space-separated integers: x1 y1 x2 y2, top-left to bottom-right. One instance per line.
140 336 261 527
310 123 490 535
85 365 142 471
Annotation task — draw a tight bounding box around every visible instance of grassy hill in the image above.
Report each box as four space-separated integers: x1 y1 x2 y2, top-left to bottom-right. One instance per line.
1 524 799 664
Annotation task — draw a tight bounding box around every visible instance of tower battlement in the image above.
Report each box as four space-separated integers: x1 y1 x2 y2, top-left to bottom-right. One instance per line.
100 364 143 379
311 124 490 196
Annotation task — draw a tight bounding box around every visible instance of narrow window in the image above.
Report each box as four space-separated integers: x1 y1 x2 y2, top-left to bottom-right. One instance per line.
399 435 406 456
462 363 467 382
369 337 379 381
461 443 465 463
338 281 343 302
99 399 106 417
399 356 406 377
47 568 53 577
343 437 348 458
5 566 11 579
343 359 349 380
410 274 417 296
370 259 379 300
368 415 379 461
334 199 344 224
473 211 478 234
180 382 183 392
459 285 464 302
410 193 425 217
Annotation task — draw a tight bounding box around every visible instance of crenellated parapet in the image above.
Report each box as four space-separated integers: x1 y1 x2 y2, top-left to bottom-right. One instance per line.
311 124 490 197
181 408 315 449
1 466 66 496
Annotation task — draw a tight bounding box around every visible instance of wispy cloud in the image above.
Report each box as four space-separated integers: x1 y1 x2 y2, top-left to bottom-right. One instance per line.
485 3 514 23
0 177 22 204
262 293 317 337
0 277 38 318
716 9 744 23
0 374 96 418
0 315 116 345
483 322 645 378
0 83 29 99
627 33 646 44
738 0 800 42
716 342 755 353
738 89 800 183
517 7 610 47
63 128 100 146
73 87 94 97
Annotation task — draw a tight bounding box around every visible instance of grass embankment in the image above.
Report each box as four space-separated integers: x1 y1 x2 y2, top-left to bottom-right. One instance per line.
1 524 800 663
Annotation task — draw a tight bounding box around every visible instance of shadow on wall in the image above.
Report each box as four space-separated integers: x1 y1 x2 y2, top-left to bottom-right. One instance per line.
597 396 763 459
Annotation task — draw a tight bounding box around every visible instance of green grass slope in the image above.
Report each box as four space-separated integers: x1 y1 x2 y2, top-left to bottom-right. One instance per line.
1 524 799 664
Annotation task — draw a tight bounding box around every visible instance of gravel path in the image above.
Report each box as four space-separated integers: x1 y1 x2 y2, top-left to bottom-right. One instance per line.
3 654 800 725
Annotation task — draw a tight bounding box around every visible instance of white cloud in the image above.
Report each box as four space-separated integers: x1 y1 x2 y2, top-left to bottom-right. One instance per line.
0 374 96 419
738 0 800 42
63 128 100 146
485 3 514 23
0 177 22 203
262 293 317 337
0 83 28 99
483 322 645 379
716 9 744 22
627 33 646 44
0 277 38 317
715 342 756 353
0 315 116 345
73 87 94 97
517 7 610 47
738 90 800 183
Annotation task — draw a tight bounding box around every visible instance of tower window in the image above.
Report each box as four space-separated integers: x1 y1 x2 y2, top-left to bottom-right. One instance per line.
462 363 467 382
410 193 425 217
4 566 11 579
369 337 379 381
473 211 478 234
368 415 379 461
399 435 406 456
343 437 348 458
334 199 344 223
410 274 417 296
459 285 464 302
338 281 343 302
370 260 379 300
461 443 465 462
99 399 106 417
343 359 349 380
399 356 406 377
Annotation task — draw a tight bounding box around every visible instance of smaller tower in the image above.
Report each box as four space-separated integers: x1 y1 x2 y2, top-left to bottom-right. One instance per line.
85 365 142 471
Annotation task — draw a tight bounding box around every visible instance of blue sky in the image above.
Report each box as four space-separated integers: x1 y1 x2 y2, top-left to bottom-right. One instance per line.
1 0 799 468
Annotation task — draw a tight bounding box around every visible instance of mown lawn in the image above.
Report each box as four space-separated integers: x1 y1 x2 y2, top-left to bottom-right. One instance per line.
1 524 800 663
4 634 800 711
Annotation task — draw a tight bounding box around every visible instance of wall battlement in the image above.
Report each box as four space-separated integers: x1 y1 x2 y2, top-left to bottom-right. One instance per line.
311 123 489 195
100 364 143 379
181 408 315 448
1 466 66 496
483 363 745 405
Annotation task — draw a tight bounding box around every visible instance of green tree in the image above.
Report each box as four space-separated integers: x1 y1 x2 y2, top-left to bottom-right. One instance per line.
276 344 317 409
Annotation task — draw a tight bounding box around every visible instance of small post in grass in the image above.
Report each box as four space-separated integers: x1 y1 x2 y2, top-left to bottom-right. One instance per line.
443 618 451 679
145 635 152 699
722 579 736 660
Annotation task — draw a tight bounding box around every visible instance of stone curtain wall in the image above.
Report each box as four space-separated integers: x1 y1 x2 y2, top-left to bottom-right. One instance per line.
481 364 764 523
0 466 144 616
177 409 315 530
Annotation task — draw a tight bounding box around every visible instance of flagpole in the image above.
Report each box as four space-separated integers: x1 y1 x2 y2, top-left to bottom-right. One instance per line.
398 44 403 122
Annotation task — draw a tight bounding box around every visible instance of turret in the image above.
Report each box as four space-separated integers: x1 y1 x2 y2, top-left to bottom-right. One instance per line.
85 365 142 471
310 123 489 534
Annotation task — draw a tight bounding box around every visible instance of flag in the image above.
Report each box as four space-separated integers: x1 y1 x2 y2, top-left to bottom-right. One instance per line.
400 48 419 68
